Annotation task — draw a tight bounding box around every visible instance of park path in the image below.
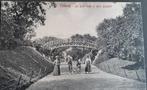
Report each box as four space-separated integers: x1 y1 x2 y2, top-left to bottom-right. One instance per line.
27 63 146 90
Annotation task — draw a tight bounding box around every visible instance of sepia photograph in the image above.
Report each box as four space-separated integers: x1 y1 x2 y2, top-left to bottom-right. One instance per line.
0 1 146 90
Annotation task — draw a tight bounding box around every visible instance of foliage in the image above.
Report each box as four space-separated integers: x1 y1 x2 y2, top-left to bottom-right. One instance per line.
70 34 97 42
68 34 97 61
33 36 66 61
0 1 55 50
33 36 61 53
96 3 144 64
66 47 92 61
33 34 98 61
33 36 60 47
0 46 54 89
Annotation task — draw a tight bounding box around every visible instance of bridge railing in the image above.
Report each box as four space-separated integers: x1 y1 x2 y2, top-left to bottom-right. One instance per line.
45 39 96 45
43 39 98 50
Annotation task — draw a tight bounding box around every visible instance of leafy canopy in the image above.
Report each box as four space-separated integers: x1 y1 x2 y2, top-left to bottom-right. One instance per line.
96 3 144 63
1 1 56 50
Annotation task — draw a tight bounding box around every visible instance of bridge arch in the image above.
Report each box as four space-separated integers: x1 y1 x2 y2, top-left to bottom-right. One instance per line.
42 39 98 50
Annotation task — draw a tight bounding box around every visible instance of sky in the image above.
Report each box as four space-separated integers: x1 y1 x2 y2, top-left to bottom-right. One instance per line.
33 2 127 40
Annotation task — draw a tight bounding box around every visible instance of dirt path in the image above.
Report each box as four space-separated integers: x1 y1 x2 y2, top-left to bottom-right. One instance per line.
26 63 146 90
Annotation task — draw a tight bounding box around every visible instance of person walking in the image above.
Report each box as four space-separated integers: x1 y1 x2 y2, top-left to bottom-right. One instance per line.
76 59 81 73
85 55 92 74
67 55 73 73
53 56 61 76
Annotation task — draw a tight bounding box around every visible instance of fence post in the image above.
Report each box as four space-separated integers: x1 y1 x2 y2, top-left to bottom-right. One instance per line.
113 64 118 74
106 63 111 73
45 66 47 72
135 70 141 81
38 68 42 78
97 64 100 68
15 75 22 90
103 64 107 71
116 64 121 76
29 71 34 83
123 69 127 78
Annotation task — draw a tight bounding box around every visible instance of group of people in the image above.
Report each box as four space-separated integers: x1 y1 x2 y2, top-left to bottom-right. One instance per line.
53 55 92 76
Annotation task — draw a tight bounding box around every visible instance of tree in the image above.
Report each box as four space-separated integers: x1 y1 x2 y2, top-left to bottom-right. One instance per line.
70 34 97 59
0 1 56 50
33 36 65 60
70 34 97 42
83 34 97 41
96 3 144 64
71 34 84 40
33 36 60 47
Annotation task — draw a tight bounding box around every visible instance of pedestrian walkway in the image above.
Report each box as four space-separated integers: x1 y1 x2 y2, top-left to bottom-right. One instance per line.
26 63 146 90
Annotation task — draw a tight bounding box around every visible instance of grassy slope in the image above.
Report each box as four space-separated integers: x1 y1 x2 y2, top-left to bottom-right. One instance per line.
0 46 54 89
95 58 146 82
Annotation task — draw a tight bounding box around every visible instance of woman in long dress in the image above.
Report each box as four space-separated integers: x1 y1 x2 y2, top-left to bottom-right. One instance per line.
85 55 92 74
53 56 61 76
76 59 81 73
67 55 73 73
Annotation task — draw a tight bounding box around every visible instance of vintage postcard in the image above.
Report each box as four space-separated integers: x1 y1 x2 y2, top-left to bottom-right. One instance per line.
0 1 146 90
